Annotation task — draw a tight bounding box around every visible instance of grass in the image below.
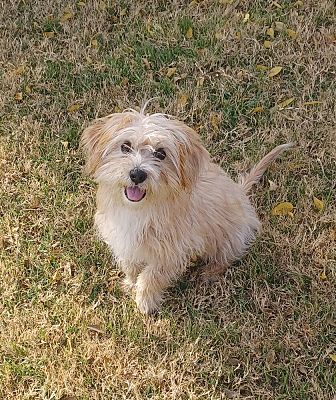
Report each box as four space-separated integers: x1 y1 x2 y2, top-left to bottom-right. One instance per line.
1 0 335 399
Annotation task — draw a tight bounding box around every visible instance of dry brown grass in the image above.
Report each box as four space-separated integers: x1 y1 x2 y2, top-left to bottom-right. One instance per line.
1 0 335 399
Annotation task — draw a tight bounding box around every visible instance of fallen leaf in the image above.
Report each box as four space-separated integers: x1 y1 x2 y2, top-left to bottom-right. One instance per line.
272 1 282 8
278 97 295 109
256 64 268 71
185 27 193 39
67 103 81 113
52 270 62 283
43 31 55 38
120 8 127 16
287 28 298 39
88 325 104 334
197 76 204 86
91 39 98 48
142 58 151 69
330 229 336 241
294 0 303 7
268 180 278 191
177 94 188 107
60 11 73 22
78 1 85 6
319 270 327 281
210 112 221 130
24 85 32 93
274 21 285 31
243 13 250 23
251 106 264 113
235 31 241 40
166 67 176 78
329 354 336 362
15 92 23 101
264 40 272 48
303 101 322 106
15 65 25 75
313 196 324 211
268 66 282 77
98 1 106 11
266 27 275 38
271 202 294 216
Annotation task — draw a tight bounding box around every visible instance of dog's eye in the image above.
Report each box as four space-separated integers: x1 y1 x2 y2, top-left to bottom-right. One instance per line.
121 141 132 154
153 148 166 160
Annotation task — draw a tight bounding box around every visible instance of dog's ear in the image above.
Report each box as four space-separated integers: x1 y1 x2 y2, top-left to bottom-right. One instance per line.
176 122 210 190
81 113 133 177
81 117 109 177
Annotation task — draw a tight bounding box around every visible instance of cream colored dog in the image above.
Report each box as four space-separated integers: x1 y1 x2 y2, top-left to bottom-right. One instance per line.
81 107 292 314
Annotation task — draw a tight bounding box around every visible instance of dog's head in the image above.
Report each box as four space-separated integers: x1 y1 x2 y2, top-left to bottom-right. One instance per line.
81 109 210 205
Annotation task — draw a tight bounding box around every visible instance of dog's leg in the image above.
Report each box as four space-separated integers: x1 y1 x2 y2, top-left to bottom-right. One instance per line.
199 261 229 283
120 261 143 292
135 264 184 314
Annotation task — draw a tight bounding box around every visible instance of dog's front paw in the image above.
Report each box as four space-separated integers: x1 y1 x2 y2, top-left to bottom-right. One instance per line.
135 290 162 314
121 277 136 292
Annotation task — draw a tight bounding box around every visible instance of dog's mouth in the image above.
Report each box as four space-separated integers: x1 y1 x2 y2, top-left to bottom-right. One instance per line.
125 186 146 202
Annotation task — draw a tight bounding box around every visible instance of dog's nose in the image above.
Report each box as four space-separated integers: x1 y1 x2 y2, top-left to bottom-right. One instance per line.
129 168 147 184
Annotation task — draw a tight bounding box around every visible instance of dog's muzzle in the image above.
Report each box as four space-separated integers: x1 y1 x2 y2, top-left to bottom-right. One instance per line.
129 168 147 184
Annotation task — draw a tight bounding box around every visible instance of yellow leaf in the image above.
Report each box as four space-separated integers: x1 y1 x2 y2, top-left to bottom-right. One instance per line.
210 112 220 130
278 97 295 109
243 13 250 23
178 94 188 107
329 354 336 362
272 1 282 8
274 21 285 31
313 196 324 211
271 202 294 216
166 67 177 78
15 66 25 75
294 0 303 7
98 1 106 11
91 39 98 48
24 85 32 94
235 31 241 40
251 106 264 114
268 66 282 77
303 101 322 106
197 76 204 87
287 28 298 39
43 31 55 38
78 1 85 6
67 103 81 113
319 270 327 281
264 40 272 48
185 27 193 39
266 27 275 38
60 11 73 22
15 92 23 101
256 64 268 71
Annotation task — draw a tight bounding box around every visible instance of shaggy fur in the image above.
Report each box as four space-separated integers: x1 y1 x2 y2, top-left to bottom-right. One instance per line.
81 108 292 314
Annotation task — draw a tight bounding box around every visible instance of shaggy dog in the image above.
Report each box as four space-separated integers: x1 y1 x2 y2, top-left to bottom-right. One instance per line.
81 108 292 314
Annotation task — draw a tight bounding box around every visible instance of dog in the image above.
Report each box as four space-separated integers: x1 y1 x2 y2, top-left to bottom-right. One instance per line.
81 107 292 314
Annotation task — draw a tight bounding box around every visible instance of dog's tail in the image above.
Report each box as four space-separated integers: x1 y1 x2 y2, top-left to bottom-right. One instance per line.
239 143 294 193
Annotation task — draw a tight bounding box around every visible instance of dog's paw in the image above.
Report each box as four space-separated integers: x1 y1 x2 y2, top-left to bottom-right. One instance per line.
135 290 162 315
121 277 136 293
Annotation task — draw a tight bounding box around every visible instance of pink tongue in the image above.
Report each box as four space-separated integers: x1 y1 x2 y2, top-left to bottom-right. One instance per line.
126 186 144 202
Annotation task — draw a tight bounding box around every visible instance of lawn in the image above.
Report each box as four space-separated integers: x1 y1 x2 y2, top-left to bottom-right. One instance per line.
0 0 335 399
